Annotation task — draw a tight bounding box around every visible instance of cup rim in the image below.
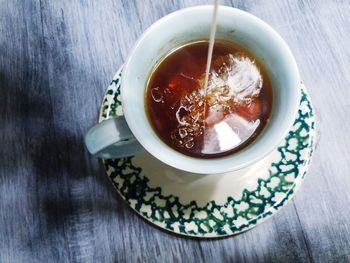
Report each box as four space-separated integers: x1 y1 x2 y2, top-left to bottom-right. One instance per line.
121 5 301 174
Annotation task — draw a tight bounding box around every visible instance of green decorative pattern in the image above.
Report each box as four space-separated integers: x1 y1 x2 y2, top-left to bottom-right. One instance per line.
100 73 122 119
99 68 316 237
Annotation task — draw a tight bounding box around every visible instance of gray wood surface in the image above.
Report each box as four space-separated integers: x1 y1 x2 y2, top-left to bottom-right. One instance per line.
1 0 349 262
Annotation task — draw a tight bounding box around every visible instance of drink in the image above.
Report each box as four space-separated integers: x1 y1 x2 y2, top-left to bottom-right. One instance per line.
145 40 273 158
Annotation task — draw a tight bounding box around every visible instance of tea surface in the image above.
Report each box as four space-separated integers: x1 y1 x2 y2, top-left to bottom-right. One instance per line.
146 40 273 158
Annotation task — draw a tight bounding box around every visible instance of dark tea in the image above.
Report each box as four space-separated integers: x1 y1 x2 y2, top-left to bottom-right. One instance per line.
145 40 273 158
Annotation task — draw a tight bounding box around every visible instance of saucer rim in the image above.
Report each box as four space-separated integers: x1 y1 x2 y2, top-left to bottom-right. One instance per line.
98 66 316 238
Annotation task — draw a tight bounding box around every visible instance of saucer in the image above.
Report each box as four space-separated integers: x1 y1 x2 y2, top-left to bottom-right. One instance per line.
99 67 316 238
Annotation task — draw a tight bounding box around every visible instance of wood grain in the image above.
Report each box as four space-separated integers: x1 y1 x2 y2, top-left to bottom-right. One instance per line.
1 0 350 262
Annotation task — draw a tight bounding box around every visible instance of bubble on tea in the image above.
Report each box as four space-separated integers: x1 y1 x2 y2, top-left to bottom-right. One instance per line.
171 88 206 149
151 86 164 103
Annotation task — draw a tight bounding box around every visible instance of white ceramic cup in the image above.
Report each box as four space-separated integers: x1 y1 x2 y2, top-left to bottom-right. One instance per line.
85 5 301 174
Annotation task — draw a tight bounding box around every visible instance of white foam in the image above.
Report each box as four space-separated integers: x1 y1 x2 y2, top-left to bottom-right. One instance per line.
206 54 263 104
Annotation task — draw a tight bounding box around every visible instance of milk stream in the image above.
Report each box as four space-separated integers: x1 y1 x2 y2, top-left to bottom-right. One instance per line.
203 0 219 91
203 0 219 138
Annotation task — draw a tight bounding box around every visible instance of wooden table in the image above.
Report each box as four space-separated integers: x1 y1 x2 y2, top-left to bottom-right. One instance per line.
1 0 349 262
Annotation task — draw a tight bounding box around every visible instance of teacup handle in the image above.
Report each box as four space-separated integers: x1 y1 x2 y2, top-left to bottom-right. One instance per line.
84 117 144 158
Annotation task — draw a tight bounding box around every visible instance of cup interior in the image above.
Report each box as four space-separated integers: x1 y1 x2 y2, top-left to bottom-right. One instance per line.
122 5 300 174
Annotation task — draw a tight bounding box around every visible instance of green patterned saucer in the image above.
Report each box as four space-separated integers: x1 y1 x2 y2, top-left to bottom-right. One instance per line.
99 67 316 238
